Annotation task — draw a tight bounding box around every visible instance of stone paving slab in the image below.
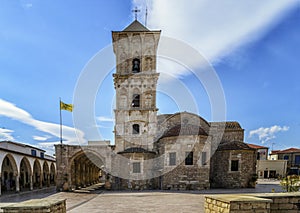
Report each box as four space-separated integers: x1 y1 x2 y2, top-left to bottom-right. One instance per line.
68 192 204 213
0 181 285 213
46 192 97 211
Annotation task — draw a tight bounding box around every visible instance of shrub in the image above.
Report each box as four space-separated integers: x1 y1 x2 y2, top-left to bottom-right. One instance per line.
280 175 300 192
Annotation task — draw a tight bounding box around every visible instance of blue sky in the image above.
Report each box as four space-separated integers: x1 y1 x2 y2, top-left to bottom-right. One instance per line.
0 0 299 155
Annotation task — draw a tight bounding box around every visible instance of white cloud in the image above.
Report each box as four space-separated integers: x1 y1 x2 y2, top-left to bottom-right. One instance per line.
0 128 15 141
0 99 86 146
133 0 297 77
33 135 51 141
21 1 33 9
97 116 114 122
248 125 289 144
37 141 60 156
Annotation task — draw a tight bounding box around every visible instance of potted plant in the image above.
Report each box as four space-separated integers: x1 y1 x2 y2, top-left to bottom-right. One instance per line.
248 173 258 188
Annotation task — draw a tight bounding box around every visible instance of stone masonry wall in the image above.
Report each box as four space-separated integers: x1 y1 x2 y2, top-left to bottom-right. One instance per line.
205 195 271 213
158 135 211 190
205 193 300 213
210 149 256 188
112 152 159 190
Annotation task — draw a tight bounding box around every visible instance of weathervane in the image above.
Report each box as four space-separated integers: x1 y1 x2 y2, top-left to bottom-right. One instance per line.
132 7 141 20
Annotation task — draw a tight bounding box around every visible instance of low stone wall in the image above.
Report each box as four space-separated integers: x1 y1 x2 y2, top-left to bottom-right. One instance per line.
258 193 300 212
1 198 66 213
205 194 271 213
205 192 300 213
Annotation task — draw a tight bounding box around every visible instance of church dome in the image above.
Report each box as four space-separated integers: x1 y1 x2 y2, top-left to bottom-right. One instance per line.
217 141 254 151
160 124 208 139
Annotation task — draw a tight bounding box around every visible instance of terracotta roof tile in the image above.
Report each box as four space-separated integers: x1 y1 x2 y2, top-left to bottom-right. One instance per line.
217 141 255 151
160 124 208 138
247 143 268 149
276 148 300 154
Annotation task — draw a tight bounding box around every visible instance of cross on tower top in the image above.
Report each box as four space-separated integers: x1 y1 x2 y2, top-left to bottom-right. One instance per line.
132 7 141 20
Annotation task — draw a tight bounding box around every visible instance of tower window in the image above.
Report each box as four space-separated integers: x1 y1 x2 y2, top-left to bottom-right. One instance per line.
132 124 140 134
169 152 176 166
185 152 193 165
132 94 140 107
132 58 140 73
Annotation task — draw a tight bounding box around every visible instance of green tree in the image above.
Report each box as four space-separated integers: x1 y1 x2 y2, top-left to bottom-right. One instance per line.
280 175 300 192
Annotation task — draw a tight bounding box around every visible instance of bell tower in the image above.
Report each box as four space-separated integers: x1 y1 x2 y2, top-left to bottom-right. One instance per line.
112 20 161 153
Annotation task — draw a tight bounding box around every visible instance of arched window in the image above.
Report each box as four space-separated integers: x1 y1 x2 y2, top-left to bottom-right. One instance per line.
132 94 140 107
132 124 140 134
132 58 140 73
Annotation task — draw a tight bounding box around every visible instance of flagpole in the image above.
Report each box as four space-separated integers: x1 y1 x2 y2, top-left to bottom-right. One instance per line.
59 97 63 144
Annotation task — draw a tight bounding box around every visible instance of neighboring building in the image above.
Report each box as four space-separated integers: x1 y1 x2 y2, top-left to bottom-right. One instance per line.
276 148 300 175
256 160 287 179
55 19 257 191
0 141 56 196
247 143 288 178
248 143 269 160
269 150 280 160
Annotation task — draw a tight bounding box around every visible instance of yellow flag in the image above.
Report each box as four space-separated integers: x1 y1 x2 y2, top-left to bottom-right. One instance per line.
60 101 73 112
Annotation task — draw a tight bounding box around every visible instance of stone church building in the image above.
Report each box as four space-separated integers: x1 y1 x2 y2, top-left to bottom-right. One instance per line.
55 19 256 191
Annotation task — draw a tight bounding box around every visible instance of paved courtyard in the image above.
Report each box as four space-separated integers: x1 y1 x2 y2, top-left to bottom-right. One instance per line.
0 180 284 213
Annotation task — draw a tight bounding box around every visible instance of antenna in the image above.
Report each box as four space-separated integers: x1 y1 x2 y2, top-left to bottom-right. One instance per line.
145 7 148 26
272 142 275 151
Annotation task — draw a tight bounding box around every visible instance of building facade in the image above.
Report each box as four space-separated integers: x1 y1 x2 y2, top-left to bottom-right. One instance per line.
55 19 257 191
276 148 300 175
256 160 287 179
248 143 269 160
0 141 56 196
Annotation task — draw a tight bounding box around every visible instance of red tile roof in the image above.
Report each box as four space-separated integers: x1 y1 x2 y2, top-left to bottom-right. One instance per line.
270 150 281 155
247 143 268 149
276 148 300 154
218 141 255 151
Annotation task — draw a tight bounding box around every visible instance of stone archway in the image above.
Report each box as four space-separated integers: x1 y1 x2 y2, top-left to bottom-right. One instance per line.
33 160 42 189
50 163 56 185
20 157 32 191
42 162 50 187
70 150 104 190
1 154 18 193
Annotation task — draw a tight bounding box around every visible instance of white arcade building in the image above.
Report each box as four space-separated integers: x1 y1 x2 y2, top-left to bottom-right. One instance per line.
0 141 56 195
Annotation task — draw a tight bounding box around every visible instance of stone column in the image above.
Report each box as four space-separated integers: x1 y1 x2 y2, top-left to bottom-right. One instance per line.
90 166 92 185
86 166 89 185
75 162 79 188
0 175 2 195
40 172 43 188
30 175 33 190
47 174 50 187
16 175 20 192
80 161 84 187
92 166 95 183
82 163 86 187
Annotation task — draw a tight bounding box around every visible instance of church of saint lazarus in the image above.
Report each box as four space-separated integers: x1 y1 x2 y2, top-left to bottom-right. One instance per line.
55 20 257 191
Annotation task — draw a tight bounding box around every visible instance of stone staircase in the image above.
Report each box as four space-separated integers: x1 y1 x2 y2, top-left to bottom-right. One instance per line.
72 183 105 194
